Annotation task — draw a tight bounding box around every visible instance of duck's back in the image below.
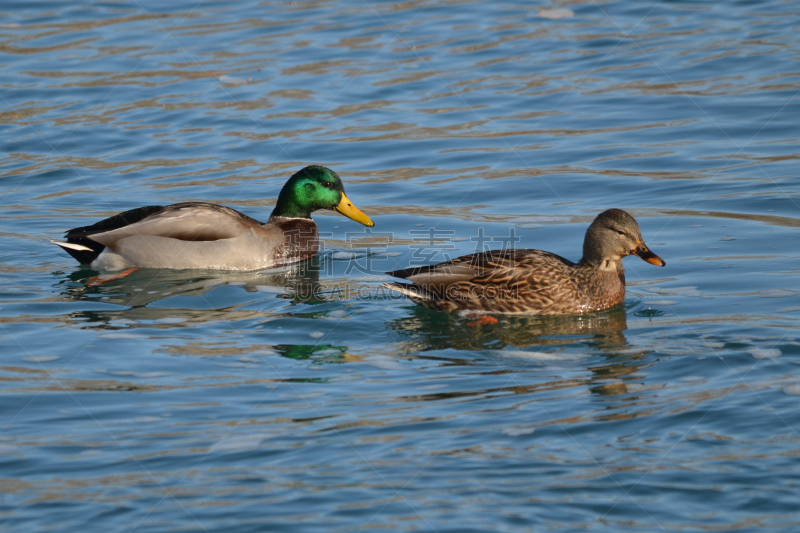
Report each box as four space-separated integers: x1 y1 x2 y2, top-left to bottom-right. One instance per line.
386 248 626 314
64 203 319 270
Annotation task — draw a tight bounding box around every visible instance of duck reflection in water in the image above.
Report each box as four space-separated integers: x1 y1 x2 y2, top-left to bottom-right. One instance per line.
389 305 627 351
57 258 325 327
388 305 649 397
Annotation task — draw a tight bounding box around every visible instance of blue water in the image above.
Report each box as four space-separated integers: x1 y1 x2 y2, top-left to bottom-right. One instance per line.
2 1 800 531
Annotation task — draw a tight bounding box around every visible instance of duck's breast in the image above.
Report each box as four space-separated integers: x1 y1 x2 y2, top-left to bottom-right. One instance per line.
570 266 626 313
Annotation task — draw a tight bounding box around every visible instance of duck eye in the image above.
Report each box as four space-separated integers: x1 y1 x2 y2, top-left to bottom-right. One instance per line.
617 230 626 236
323 182 334 189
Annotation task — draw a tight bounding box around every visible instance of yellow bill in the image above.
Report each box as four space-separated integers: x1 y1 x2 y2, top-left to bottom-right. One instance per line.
334 192 374 227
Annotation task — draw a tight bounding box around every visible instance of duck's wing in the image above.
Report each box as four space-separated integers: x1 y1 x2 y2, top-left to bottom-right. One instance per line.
387 251 495 293
65 205 171 241
386 249 578 309
54 203 261 265
83 203 259 246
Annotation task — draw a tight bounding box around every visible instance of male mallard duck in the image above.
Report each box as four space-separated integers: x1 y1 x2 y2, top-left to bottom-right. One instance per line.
51 165 373 271
384 209 664 315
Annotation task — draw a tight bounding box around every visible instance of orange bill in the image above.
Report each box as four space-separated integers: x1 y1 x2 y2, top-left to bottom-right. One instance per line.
334 192 374 227
634 244 665 266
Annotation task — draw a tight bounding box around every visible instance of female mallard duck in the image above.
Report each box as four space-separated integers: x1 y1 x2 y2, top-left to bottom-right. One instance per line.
51 165 373 271
384 209 664 315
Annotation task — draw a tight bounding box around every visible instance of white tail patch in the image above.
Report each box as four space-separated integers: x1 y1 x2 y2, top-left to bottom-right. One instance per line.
383 282 427 300
49 240 93 252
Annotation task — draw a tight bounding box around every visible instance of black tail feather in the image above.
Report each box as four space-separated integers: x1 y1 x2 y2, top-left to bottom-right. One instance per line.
56 239 105 265
56 204 167 265
64 205 165 240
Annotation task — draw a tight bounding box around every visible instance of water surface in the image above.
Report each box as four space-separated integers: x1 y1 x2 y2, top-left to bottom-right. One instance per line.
2 1 800 531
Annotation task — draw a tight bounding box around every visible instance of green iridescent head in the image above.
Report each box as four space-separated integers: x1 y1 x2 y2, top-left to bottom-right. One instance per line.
270 165 373 226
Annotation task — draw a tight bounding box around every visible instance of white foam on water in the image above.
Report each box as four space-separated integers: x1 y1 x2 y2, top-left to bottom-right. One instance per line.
257 285 288 294
286 391 326 399
332 251 363 260
502 426 535 437
218 75 249 85
154 316 188 324
137 372 171 378
417 384 448 391
210 433 267 452
77 449 104 457
489 350 585 361
648 286 703 297
218 362 259 369
96 333 149 339
537 8 574 19
365 355 405 370
759 289 795 298
96 369 171 378
749 348 781 359
108 319 137 327
23 355 59 363
783 384 800 396
701 342 724 349
132 416 162 423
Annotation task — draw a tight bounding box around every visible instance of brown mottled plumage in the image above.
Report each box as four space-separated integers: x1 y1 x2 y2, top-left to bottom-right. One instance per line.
384 209 665 315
